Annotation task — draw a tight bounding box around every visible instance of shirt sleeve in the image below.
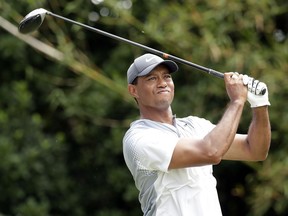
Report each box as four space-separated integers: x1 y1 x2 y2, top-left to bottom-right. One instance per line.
126 128 179 173
186 116 215 135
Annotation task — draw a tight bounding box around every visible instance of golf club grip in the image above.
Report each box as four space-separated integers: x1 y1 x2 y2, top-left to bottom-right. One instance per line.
160 53 224 79
163 53 267 95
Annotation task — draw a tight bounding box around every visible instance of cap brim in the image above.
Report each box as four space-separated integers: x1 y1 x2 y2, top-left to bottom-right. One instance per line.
138 60 178 77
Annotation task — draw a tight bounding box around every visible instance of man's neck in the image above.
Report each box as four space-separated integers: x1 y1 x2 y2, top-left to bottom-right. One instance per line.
139 106 174 125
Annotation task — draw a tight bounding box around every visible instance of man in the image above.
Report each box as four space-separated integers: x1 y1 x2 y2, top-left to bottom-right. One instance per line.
123 53 271 216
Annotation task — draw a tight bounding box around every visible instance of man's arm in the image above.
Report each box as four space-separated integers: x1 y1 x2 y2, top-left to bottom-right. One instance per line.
223 106 271 161
169 72 247 169
223 75 271 161
168 100 245 169
168 73 271 170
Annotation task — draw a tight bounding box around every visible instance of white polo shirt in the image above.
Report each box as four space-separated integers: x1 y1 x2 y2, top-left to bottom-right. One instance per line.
123 116 222 216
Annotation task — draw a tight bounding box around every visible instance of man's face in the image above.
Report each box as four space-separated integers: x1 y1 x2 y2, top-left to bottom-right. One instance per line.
128 64 175 111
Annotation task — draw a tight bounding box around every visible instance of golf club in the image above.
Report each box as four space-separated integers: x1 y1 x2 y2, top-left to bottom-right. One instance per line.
19 8 266 95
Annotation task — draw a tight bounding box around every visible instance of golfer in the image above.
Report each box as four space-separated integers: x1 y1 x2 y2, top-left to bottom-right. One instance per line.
123 53 271 216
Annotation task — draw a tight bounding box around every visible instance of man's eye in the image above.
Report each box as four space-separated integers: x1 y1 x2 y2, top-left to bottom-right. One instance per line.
148 77 156 81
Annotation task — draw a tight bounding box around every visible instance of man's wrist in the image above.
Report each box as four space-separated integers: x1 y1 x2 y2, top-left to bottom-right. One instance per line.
230 99 246 107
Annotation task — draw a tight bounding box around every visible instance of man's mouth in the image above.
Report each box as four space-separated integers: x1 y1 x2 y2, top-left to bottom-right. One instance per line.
157 90 170 94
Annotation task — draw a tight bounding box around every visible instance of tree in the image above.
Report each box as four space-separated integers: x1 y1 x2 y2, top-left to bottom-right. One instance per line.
0 0 287 215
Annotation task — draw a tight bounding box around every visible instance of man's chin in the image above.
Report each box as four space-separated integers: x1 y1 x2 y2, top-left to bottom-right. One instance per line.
155 99 172 109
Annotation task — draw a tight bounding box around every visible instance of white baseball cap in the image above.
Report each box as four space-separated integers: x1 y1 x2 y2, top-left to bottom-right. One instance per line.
127 53 178 84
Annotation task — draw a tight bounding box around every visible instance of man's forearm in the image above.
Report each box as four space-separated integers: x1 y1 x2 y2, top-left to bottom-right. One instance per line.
247 106 271 160
204 100 245 158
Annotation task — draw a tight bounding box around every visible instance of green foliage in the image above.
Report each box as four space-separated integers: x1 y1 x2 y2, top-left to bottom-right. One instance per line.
0 0 288 215
247 155 288 216
0 81 81 215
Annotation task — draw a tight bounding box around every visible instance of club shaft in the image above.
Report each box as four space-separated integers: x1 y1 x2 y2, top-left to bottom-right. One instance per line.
47 11 224 79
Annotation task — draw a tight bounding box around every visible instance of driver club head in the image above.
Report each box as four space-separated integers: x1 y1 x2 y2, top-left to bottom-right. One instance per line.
19 8 48 34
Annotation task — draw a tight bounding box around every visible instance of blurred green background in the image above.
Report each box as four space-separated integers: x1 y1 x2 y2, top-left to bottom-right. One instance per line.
0 0 287 215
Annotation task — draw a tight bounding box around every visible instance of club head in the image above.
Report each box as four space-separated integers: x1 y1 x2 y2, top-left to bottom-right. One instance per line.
19 8 48 34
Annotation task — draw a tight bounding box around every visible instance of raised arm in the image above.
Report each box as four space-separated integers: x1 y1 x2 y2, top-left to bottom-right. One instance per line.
169 72 248 169
223 103 271 161
169 73 271 169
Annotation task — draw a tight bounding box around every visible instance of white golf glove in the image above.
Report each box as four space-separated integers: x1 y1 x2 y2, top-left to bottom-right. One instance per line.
242 75 271 108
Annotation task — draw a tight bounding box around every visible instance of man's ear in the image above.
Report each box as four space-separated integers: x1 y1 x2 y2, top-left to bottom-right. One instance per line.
128 84 138 98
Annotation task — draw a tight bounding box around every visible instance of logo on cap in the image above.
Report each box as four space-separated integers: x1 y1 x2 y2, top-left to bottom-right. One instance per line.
145 56 156 62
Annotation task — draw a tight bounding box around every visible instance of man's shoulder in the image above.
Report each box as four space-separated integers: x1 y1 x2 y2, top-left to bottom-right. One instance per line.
123 118 178 142
176 115 215 130
176 115 209 123
123 119 157 140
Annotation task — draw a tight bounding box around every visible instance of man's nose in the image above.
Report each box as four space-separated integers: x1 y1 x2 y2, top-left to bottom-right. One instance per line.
157 78 167 87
